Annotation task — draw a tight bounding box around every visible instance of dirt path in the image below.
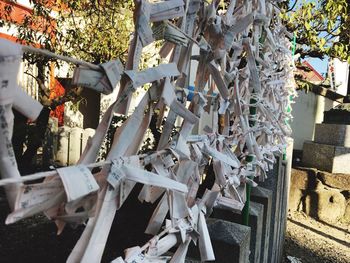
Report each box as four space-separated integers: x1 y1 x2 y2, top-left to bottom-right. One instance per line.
284 212 350 263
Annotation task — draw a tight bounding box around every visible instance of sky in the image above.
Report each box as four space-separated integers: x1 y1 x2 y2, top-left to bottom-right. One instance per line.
288 0 329 76
307 57 328 76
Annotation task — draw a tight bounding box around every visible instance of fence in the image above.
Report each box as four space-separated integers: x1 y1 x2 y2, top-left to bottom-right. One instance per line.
44 120 95 166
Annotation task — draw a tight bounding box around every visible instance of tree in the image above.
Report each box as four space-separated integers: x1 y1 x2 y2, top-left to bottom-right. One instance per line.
280 0 349 63
1 0 135 171
1 1 135 102
0 1 134 65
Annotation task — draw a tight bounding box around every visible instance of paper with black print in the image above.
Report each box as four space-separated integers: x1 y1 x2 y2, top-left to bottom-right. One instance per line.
0 1 297 262
57 165 99 202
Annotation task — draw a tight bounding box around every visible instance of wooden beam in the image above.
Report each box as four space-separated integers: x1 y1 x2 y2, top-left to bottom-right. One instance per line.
297 80 345 103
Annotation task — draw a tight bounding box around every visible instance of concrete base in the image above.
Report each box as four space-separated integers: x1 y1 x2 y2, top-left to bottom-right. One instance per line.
318 171 350 190
289 167 350 223
288 168 318 212
315 123 350 147
304 188 346 223
211 202 264 263
303 141 350 173
187 219 251 263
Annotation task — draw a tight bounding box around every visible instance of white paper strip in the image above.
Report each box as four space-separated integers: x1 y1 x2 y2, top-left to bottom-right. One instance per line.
122 165 188 193
198 211 215 261
100 59 124 90
12 86 43 121
202 143 240 168
137 1 154 47
72 67 112 94
124 63 180 88
150 0 185 22
57 165 99 202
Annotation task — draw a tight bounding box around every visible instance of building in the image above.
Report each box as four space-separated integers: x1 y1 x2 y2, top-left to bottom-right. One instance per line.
297 61 324 83
291 59 349 152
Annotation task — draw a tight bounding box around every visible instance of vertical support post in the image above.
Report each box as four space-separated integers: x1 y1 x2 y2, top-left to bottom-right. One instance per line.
242 97 257 225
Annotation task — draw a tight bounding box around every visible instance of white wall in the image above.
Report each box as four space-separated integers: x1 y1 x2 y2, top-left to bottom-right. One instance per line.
334 59 349 96
16 0 33 8
291 90 338 150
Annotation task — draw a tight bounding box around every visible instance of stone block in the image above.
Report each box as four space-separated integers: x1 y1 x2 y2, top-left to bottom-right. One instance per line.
187 218 251 263
55 126 70 166
68 127 83 165
290 168 318 190
302 141 334 172
211 202 264 263
318 171 350 190
276 161 289 262
207 219 251 263
82 128 96 152
314 123 350 147
251 187 272 263
288 188 304 212
257 154 282 263
332 147 350 173
303 141 350 173
185 258 200 263
304 188 346 222
288 168 319 212
257 152 292 263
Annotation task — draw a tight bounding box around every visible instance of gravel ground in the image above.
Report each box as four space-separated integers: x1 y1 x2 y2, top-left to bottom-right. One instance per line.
284 212 350 263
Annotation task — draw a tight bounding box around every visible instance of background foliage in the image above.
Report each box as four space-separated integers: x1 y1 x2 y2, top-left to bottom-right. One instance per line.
280 0 350 63
1 0 134 65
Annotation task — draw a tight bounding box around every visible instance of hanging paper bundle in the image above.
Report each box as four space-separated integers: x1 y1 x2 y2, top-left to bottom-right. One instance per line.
0 0 296 262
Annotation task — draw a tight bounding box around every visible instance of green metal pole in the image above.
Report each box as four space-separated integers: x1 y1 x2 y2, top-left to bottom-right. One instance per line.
292 32 296 58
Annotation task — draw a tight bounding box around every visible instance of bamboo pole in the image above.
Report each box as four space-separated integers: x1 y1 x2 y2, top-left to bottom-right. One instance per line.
22 45 101 71
0 149 168 187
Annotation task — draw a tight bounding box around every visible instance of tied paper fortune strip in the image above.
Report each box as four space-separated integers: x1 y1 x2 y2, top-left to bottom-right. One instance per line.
0 0 296 262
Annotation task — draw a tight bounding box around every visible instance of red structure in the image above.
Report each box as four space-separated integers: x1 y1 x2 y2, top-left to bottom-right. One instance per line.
0 0 64 125
298 60 324 83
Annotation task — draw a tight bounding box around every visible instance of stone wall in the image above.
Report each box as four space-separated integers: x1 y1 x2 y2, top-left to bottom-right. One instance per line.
289 168 350 223
185 153 291 263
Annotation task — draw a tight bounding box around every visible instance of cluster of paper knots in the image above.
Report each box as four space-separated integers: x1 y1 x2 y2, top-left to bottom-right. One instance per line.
0 0 296 262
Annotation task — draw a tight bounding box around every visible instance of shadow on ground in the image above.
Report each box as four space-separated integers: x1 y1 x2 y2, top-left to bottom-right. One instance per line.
283 213 350 263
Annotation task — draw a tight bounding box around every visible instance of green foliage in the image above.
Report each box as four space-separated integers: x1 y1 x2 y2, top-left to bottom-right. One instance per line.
280 0 350 62
2 1 134 66
295 79 311 92
55 1 134 64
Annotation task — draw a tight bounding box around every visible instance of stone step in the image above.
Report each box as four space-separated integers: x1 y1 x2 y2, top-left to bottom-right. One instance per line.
315 123 350 147
303 141 350 173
